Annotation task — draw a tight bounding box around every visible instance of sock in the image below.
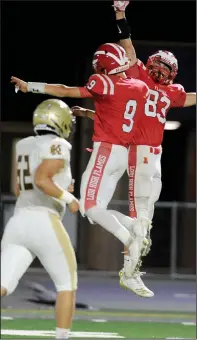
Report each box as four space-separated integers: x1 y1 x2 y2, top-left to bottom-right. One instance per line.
56 327 70 339
124 255 133 278
86 207 133 246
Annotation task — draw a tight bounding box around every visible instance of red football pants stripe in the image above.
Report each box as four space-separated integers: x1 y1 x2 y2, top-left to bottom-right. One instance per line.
128 145 137 218
84 142 112 211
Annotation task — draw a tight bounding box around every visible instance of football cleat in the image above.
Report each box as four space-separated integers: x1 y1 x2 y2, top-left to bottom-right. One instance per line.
127 217 151 275
119 269 154 298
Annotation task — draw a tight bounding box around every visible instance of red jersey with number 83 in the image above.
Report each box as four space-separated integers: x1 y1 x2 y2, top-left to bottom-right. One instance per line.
126 60 187 146
82 73 149 147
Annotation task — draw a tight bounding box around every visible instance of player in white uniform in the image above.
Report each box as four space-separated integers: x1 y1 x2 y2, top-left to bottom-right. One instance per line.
1 99 79 340
11 61 152 284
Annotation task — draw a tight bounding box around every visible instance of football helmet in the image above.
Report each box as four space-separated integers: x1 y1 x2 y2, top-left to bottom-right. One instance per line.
33 99 75 139
93 43 129 75
146 50 178 85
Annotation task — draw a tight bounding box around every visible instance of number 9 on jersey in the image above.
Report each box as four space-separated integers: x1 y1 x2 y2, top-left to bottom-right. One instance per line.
122 100 137 133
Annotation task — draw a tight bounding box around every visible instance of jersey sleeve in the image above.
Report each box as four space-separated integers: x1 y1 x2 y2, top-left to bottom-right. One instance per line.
168 84 187 108
40 139 70 161
78 87 93 98
85 74 114 96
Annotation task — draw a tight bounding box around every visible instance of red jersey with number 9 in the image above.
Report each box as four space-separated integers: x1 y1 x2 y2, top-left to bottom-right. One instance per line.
126 60 187 146
82 73 149 147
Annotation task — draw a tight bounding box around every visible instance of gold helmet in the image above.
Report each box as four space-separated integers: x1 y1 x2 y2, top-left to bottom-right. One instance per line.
33 99 75 139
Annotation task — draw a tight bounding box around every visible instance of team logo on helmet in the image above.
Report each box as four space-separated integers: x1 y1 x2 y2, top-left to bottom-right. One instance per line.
93 43 129 75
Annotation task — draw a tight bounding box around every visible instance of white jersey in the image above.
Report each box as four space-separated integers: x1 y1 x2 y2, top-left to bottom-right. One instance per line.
15 134 72 219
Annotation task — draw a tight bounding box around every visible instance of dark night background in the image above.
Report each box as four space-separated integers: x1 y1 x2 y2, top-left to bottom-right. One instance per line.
2 1 196 199
2 1 196 121
1 1 196 270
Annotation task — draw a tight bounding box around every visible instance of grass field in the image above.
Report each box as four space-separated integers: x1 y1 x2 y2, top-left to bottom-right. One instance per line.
1 317 196 339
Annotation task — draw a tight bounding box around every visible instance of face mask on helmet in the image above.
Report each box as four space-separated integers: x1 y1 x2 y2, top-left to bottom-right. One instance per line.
33 99 75 140
92 43 129 75
146 50 178 85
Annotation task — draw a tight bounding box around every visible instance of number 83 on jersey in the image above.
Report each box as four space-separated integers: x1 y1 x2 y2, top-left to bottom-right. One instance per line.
122 89 171 133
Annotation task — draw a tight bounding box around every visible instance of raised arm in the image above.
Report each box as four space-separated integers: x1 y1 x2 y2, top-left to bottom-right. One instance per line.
11 77 92 98
113 1 137 66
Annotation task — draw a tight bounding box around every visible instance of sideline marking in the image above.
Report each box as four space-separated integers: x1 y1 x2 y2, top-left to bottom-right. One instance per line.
1 329 124 338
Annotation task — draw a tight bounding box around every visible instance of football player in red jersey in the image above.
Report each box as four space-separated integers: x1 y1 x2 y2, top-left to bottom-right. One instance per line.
71 2 196 297
112 0 196 292
11 43 153 282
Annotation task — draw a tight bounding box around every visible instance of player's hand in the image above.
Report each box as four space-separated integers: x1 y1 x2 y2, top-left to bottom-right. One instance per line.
71 106 87 117
67 179 75 193
113 1 130 12
68 198 80 214
11 76 28 93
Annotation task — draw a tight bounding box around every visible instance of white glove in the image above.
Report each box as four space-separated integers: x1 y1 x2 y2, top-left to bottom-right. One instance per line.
113 1 130 11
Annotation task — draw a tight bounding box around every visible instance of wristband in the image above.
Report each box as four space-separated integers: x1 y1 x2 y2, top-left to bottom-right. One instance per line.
59 190 75 204
116 18 131 40
27 82 47 94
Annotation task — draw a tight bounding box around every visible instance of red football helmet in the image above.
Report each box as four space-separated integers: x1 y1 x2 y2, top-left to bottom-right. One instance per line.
146 50 178 85
92 43 129 75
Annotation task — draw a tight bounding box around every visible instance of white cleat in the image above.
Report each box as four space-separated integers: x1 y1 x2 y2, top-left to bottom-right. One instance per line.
119 269 154 298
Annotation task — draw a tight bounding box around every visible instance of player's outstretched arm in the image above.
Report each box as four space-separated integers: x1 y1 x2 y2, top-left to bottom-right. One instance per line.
72 106 95 120
34 159 79 213
184 92 196 107
11 77 92 98
113 1 137 66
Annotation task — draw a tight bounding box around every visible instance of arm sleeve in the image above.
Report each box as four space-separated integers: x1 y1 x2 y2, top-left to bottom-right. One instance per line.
168 84 187 108
85 74 114 96
78 87 93 98
40 140 70 161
